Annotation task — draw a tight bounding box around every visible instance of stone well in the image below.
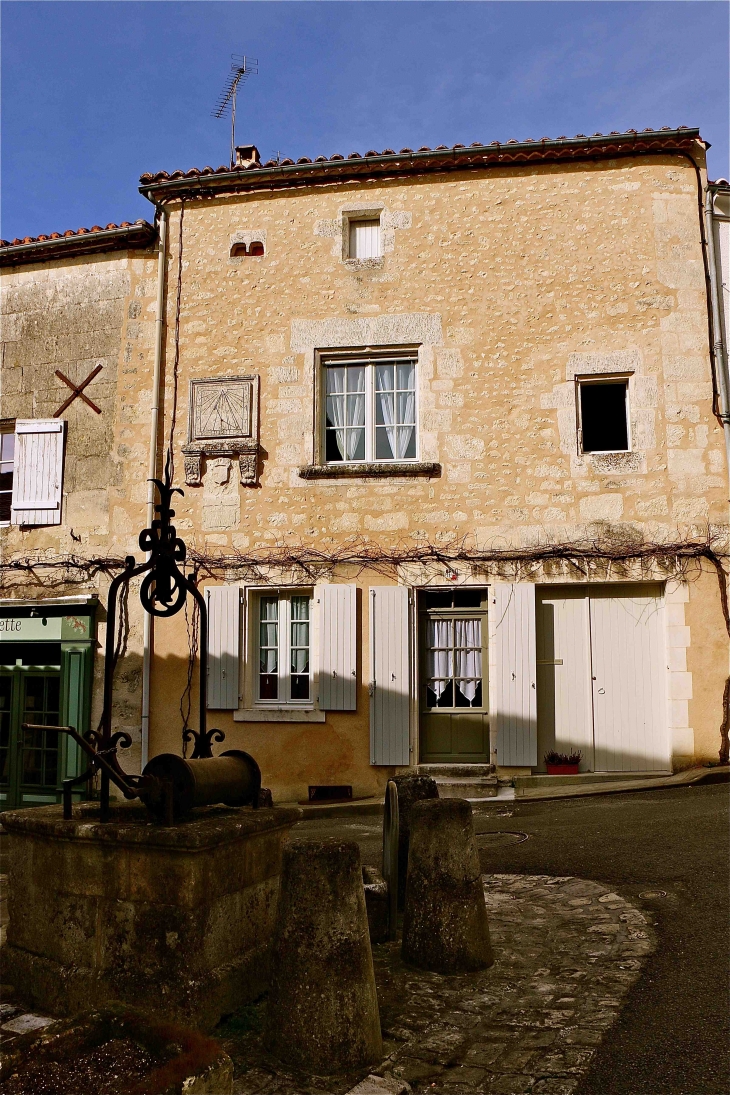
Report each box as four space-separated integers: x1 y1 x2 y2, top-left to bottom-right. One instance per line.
0 801 301 1031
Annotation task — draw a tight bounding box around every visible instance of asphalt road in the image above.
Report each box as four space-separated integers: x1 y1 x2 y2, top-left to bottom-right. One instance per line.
294 782 730 1095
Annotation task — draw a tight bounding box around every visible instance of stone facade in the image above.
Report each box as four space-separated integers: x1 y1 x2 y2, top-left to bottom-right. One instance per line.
1 134 728 804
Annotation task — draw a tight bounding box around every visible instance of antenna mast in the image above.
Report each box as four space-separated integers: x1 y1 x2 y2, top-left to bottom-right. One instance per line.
212 54 258 168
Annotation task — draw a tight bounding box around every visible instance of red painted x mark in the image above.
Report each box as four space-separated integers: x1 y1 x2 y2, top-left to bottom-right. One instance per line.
53 365 103 417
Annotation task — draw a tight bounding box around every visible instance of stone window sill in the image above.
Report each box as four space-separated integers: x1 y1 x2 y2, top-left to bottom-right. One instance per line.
234 707 326 723
581 451 645 474
299 461 441 480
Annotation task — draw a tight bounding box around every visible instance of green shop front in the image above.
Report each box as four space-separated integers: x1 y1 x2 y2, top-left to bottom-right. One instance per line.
0 599 96 809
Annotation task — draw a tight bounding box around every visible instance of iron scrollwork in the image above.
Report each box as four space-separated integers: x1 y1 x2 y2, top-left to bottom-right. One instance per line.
87 477 215 820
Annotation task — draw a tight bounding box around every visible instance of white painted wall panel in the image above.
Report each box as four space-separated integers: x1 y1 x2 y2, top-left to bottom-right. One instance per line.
11 419 65 526
536 588 594 770
369 586 410 765
589 585 669 772
317 584 357 710
206 585 241 709
491 583 537 766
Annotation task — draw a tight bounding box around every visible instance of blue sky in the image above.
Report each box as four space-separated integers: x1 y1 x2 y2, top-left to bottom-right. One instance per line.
2 1 728 239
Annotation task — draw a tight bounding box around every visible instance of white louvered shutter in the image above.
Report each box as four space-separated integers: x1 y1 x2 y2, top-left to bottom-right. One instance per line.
317 584 357 710
490 583 537 766
206 586 241 709
349 220 381 259
11 420 65 526
369 586 411 765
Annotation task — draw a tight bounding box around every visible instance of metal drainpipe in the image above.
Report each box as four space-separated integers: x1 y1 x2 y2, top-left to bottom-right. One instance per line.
705 185 730 488
140 205 168 769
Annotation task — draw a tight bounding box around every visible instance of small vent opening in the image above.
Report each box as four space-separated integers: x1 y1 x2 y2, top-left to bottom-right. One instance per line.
307 784 353 803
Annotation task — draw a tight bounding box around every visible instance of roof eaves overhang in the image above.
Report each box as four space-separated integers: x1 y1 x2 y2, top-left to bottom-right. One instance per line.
0 221 157 268
138 129 705 204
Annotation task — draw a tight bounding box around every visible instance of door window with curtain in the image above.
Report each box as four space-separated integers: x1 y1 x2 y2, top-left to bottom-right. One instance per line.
323 352 417 463
427 617 483 708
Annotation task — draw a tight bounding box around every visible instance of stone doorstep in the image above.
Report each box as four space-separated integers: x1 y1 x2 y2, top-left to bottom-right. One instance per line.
418 764 495 778
431 777 499 800
417 763 499 801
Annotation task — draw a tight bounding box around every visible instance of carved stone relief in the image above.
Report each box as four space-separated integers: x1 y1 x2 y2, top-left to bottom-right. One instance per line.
182 375 260 487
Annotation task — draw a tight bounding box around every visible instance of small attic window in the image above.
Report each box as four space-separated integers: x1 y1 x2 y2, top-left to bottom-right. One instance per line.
578 378 630 453
230 240 265 258
348 219 381 259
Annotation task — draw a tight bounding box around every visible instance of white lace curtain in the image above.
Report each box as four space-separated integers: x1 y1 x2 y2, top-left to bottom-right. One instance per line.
326 366 365 460
375 363 416 459
426 618 482 701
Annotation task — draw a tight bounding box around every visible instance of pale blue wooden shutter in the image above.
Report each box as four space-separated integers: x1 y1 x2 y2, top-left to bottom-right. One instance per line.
369 586 411 765
11 419 65 526
490 583 537 766
206 585 240 709
317 584 357 710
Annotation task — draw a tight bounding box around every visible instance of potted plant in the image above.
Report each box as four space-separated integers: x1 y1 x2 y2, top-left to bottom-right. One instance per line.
544 750 582 775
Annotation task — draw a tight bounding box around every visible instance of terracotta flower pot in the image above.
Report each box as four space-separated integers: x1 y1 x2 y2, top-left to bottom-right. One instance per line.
546 763 580 775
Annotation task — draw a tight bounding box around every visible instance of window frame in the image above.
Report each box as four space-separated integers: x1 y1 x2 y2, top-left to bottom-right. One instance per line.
341 207 384 263
576 374 632 455
318 347 420 466
253 589 314 708
418 589 490 714
0 420 15 527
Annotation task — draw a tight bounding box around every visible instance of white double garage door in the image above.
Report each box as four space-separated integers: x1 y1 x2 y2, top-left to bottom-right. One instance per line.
535 583 669 772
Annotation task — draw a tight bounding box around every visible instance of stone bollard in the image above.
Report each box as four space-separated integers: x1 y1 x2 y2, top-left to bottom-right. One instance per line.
401 798 494 973
391 774 439 908
264 840 383 1073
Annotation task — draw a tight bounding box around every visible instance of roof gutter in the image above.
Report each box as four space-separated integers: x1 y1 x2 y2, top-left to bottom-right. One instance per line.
0 221 157 267
138 129 704 204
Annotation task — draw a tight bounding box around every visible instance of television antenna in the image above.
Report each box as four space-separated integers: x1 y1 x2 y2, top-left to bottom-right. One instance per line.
212 54 258 168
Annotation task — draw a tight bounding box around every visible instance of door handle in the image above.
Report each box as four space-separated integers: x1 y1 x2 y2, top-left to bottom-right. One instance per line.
597 688 605 695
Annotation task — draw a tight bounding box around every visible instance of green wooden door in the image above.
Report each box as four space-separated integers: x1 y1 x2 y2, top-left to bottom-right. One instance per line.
0 638 94 809
418 589 490 763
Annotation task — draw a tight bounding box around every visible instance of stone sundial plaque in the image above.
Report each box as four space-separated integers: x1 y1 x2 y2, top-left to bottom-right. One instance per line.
183 375 260 486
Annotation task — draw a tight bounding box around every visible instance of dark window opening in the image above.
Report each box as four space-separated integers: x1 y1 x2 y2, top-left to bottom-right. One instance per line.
580 381 629 452
424 589 484 610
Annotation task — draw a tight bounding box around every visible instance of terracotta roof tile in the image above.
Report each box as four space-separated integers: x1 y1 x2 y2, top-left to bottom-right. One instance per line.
0 220 154 255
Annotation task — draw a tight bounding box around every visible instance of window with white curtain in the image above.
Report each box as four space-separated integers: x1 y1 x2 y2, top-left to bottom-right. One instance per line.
257 591 312 704
323 353 417 463
349 219 381 259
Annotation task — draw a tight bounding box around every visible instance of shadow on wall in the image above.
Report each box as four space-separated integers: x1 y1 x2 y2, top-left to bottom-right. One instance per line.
143 652 379 803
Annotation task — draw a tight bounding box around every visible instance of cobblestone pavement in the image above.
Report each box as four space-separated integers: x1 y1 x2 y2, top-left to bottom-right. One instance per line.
220 873 655 1095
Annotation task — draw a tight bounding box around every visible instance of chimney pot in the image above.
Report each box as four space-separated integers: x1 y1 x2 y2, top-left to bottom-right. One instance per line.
235 144 260 167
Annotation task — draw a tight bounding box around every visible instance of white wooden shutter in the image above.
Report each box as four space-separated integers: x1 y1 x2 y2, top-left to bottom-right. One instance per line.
490 583 537 766
206 585 240 709
11 419 65 526
350 220 381 259
369 586 411 765
317 584 357 710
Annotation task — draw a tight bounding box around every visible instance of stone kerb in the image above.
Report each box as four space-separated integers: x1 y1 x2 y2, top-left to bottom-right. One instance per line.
402 798 493 973
264 839 383 1073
